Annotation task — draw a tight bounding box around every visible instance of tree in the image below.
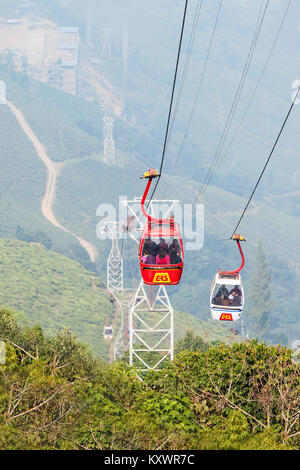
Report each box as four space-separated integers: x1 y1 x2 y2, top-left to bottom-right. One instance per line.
248 240 274 339
175 330 209 354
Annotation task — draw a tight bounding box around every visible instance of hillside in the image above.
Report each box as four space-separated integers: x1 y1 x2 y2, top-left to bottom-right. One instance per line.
0 239 239 362
1 59 300 345
0 1 299 347
0 0 299 453
0 239 112 359
0 309 298 450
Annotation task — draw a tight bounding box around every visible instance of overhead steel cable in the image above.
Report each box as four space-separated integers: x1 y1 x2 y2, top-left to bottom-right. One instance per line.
198 0 269 199
168 0 204 140
173 0 223 170
199 0 268 197
230 86 300 238
159 0 223 202
120 236 125 258
147 0 189 206
220 0 292 167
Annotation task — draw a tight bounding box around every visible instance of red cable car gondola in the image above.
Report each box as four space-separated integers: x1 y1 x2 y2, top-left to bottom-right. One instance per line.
139 169 184 285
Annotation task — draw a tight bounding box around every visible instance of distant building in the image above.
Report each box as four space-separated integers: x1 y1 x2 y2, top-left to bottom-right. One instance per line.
59 27 79 34
91 58 102 65
6 19 21 24
59 43 78 50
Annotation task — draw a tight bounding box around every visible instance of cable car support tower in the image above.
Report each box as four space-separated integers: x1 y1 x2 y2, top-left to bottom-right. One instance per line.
102 196 179 376
100 221 129 360
121 196 179 376
105 222 123 293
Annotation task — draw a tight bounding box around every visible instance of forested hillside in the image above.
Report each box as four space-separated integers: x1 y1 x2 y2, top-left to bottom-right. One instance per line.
0 309 298 450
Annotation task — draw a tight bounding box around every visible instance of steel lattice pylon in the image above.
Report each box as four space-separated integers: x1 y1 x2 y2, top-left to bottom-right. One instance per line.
121 197 179 244
121 198 179 376
101 199 179 374
103 116 115 164
102 98 115 164
104 222 123 293
129 280 174 376
102 27 112 59
113 291 132 361
100 221 130 361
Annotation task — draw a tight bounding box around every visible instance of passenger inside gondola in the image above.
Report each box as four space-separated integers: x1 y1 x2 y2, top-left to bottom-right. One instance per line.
219 285 229 297
141 237 182 265
229 286 242 295
229 286 242 305
169 246 182 264
169 239 180 253
155 249 170 265
212 284 242 307
231 293 241 306
142 249 155 265
159 238 168 251
213 294 222 305
221 295 231 306
143 237 158 255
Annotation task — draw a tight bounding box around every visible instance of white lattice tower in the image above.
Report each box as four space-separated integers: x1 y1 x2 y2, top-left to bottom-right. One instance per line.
103 116 115 164
102 97 115 164
129 280 174 377
121 197 180 244
102 27 112 58
113 290 132 361
100 221 130 359
102 222 123 293
120 198 179 376
101 200 180 372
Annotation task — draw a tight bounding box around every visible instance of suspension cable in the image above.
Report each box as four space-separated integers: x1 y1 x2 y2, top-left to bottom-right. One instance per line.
168 0 204 140
231 86 300 238
159 0 223 202
198 0 269 199
174 0 223 170
147 0 189 205
218 0 292 168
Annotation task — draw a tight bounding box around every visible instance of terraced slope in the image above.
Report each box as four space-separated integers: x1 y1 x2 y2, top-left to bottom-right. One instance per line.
0 239 111 359
0 239 239 362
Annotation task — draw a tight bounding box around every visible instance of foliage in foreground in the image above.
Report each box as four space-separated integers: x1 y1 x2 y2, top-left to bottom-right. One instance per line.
0 309 298 450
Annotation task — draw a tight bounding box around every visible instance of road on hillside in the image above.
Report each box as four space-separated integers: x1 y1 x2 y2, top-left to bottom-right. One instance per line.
7 100 98 263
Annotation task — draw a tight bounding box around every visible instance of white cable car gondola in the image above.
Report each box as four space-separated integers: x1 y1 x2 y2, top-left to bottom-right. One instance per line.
210 234 246 322
103 297 115 340
104 325 113 340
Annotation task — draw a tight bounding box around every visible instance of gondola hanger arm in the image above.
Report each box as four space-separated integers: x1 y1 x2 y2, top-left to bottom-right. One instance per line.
219 234 246 275
140 169 160 221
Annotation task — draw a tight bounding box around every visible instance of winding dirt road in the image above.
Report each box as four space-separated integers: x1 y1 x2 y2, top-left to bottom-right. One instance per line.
7 100 98 263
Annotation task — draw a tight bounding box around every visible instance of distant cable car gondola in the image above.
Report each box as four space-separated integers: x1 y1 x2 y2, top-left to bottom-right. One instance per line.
139 169 184 285
103 301 114 340
104 325 113 340
210 234 246 321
